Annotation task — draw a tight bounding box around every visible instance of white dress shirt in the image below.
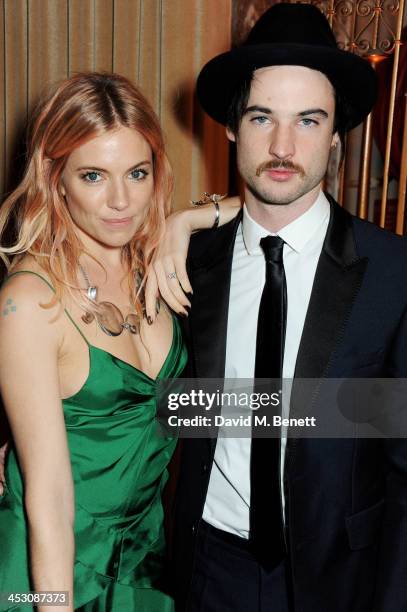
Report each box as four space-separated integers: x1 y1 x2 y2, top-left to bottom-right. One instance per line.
202 190 330 538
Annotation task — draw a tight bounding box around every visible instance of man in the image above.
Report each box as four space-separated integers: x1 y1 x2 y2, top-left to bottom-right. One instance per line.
171 3 407 612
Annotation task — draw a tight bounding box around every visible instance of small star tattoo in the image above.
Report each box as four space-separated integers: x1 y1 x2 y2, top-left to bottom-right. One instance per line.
2 298 17 316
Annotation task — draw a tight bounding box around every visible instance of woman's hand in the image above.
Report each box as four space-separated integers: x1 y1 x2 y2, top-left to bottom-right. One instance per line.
145 210 194 319
145 195 241 320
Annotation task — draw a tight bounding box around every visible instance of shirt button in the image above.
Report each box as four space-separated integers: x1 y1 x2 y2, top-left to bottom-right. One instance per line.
192 524 196 534
202 464 208 473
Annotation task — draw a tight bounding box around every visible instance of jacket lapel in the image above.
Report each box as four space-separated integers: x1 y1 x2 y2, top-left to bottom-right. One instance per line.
186 212 243 379
184 213 242 455
294 197 368 381
287 198 369 472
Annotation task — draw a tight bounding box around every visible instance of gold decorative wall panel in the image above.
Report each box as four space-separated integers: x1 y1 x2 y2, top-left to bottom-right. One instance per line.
233 0 401 51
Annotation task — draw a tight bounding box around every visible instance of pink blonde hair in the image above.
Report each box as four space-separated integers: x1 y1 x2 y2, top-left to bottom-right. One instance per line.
0 72 173 314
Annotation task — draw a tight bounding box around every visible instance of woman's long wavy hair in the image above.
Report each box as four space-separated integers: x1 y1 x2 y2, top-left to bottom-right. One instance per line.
0 72 173 315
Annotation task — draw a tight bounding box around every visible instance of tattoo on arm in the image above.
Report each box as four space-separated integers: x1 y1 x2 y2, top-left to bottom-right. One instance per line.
2 298 17 316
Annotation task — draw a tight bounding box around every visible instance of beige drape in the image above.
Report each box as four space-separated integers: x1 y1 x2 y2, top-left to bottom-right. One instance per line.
0 0 231 209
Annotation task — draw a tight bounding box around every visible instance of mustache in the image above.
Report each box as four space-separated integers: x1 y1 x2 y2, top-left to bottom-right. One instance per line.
256 160 305 177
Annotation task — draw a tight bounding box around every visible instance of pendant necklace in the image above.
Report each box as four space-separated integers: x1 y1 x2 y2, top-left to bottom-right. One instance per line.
79 264 151 337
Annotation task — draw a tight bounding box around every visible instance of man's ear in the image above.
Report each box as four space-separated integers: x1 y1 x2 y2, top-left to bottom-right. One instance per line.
226 126 236 143
331 132 340 149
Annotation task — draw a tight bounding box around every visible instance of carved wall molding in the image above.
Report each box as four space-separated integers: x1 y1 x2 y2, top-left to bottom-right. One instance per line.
233 0 401 56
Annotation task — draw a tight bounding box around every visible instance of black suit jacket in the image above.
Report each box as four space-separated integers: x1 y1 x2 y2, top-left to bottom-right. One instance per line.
171 198 407 612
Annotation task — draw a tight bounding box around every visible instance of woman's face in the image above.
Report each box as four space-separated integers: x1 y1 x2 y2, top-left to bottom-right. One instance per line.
61 126 154 251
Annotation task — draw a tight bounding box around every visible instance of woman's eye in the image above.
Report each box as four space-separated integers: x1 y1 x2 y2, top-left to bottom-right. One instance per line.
129 168 148 181
82 171 102 183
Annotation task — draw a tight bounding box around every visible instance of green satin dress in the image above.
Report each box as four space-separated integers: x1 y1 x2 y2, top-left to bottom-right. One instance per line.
0 271 187 611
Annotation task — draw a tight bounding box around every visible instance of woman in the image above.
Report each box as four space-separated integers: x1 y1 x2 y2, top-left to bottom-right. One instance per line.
0 72 190 611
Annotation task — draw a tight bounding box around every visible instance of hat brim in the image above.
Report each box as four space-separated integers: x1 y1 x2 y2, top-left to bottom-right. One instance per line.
197 43 377 130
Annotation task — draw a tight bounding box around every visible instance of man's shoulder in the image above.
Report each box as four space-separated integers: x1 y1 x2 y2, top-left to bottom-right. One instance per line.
351 213 407 259
327 195 407 262
187 212 242 269
343 212 407 297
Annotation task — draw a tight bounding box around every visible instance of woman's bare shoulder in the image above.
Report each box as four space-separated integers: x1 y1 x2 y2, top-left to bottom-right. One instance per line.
0 257 61 335
2 256 54 299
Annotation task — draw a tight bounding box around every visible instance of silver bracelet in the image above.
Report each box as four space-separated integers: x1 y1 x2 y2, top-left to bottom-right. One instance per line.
190 192 226 230
213 200 220 229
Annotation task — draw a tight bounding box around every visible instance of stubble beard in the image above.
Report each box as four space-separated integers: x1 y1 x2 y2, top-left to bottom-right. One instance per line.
245 173 321 206
241 161 325 207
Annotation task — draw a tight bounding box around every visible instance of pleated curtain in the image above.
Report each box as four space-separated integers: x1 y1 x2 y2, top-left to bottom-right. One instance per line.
0 0 231 209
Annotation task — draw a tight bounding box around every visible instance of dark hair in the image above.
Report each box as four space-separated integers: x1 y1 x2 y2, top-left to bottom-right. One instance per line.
226 72 352 164
333 88 353 163
226 77 252 136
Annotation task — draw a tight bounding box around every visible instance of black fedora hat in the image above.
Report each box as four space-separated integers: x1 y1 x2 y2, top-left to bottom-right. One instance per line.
197 3 377 130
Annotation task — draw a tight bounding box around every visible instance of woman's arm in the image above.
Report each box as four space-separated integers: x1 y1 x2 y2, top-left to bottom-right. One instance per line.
145 195 241 318
0 441 8 495
0 275 74 612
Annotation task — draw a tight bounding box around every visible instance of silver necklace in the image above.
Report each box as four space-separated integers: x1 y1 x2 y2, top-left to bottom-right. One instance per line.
79 264 143 336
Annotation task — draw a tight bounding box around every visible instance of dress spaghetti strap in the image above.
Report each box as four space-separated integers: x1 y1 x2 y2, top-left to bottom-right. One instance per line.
4 270 90 346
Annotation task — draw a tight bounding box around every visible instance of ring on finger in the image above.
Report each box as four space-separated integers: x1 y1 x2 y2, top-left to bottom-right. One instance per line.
167 272 177 280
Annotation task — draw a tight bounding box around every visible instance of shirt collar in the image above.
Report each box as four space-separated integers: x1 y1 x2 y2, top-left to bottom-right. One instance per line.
242 190 330 255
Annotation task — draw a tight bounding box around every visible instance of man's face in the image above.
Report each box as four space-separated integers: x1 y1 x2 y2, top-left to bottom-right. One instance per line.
227 65 338 209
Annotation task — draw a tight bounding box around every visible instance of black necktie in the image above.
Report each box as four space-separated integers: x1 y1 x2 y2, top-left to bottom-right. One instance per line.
250 235 287 570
